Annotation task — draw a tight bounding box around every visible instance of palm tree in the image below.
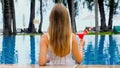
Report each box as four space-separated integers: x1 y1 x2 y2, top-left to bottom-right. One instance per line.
98 0 107 31
1 0 16 35
108 0 114 31
95 0 99 33
67 0 77 33
27 0 36 33
83 0 107 31
1 0 4 23
83 0 99 33
10 0 16 35
108 0 120 31
38 0 43 33
84 0 120 31
2 0 12 35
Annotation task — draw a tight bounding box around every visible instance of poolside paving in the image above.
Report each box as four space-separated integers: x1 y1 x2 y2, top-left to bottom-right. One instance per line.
0 65 120 68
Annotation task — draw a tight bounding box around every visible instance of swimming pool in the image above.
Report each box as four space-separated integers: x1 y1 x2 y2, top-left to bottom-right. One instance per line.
0 35 120 65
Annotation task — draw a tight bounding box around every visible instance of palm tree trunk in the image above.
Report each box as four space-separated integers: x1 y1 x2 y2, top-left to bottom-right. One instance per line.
3 0 12 35
28 0 36 33
10 0 16 35
108 0 114 31
98 0 107 31
67 0 77 33
95 0 99 34
1 0 4 30
38 0 43 33
1 0 4 12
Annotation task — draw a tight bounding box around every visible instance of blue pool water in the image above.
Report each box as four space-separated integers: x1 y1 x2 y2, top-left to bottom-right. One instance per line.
0 35 120 65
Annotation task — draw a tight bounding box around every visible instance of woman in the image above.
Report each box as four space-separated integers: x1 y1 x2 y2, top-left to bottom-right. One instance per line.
38 3 85 66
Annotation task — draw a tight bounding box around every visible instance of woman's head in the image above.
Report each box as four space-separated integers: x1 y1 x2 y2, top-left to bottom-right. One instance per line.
48 3 71 57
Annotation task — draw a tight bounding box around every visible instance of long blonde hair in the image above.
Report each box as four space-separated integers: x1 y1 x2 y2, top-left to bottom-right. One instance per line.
48 3 71 57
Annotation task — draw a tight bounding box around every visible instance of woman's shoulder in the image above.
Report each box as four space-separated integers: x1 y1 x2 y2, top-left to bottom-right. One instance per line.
41 33 48 38
40 33 49 44
71 33 77 40
71 33 78 46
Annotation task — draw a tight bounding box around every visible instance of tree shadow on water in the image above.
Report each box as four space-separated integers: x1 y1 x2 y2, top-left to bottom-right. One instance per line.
108 35 120 65
97 35 106 64
30 35 36 64
1 36 17 64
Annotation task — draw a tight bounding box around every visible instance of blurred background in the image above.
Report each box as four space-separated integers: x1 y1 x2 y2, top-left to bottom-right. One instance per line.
0 0 120 35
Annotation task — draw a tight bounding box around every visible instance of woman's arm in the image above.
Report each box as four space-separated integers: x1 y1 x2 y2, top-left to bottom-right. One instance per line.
38 34 49 66
72 34 85 64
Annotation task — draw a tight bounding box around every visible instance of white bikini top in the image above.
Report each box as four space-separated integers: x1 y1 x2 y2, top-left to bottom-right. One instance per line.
46 33 76 65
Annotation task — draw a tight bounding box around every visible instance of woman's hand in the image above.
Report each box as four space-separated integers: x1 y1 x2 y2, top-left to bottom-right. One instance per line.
80 39 85 47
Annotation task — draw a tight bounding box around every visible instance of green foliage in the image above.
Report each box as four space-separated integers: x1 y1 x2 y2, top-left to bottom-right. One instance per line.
74 0 79 16
83 0 94 11
113 0 120 14
15 0 17 2
104 0 120 15
88 31 114 35
54 0 62 3
62 0 67 6
83 0 120 14
17 33 43 36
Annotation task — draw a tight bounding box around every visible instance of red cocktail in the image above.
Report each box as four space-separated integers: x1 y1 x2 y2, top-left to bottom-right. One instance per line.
76 29 88 39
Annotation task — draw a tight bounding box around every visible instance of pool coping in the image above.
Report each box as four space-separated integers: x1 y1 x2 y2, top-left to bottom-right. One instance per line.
0 65 120 68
